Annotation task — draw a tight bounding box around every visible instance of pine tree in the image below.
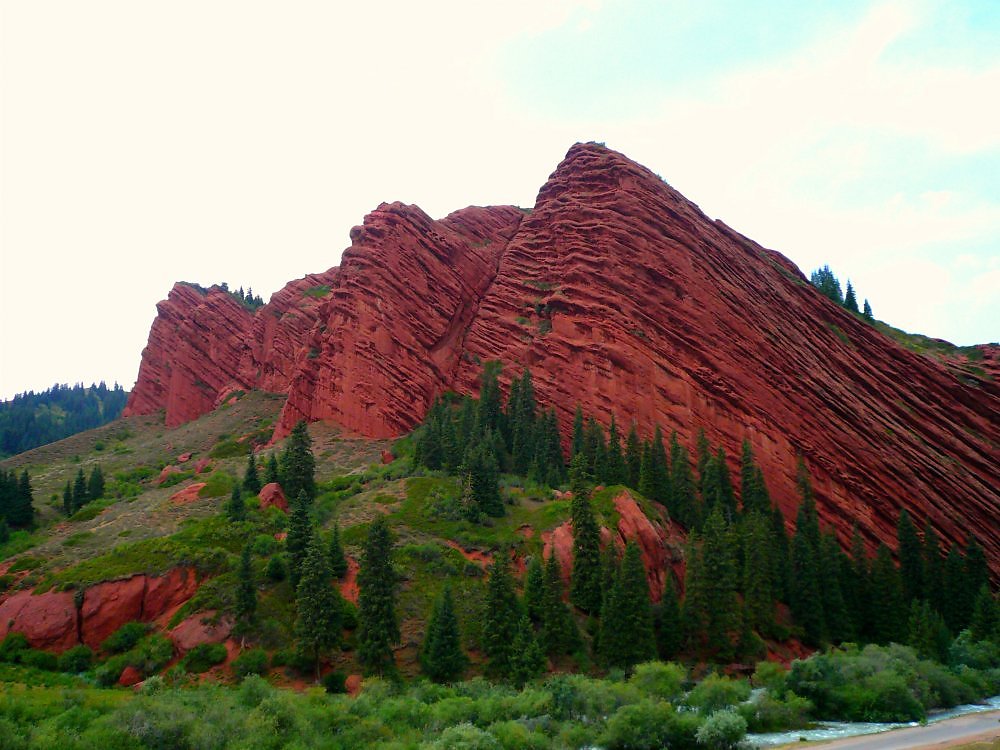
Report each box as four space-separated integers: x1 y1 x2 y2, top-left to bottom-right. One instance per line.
599 541 656 669
741 512 774 635
571 405 585 458
10 471 33 527
509 614 546 687
696 429 712 505
357 515 399 676
462 439 504 518
243 452 261 495
87 466 104 501
235 544 257 632
568 454 602 614
540 554 578 656
701 509 740 659
523 557 545 622
605 415 627 486
482 551 521 677
280 421 317 503
844 280 859 313
264 454 280 485
714 447 735 520
896 510 923 605
328 523 348 579
638 440 655 500
670 432 699 530
650 426 670 506
863 299 874 321
63 481 73 517
964 538 990 611
420 586 468 682
286 491 312 589
583 417 607 482
72 468 88 511
819 533 851 644
943 545 969 632
625 423 642 489
969 586 1000 644
870 543 905 644
655 574 682 660
922 522 945 616
477 361 503 435
790 460 824 644
769 504 791 603
682 533 709 652
907 599 951 662
510 369 537 475
740 440 768 515
295 535 344 678
848 526 873 641
810 265 844 304
226 485 246 522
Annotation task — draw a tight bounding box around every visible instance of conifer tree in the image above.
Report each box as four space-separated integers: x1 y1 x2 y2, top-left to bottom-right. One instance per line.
482 551 521 677
280 421 316 503
922 522 945 616
243 451 261 495
329 523 348 579
295 535 344 678
741 512 774 635
235 543 257 632
740 440 768 515
863 299 874 321
790 460 824 644
769 505 791 603
523 557 545 623
571 405 585 458
87 466 104 501
943 545 969 632
844 280 860 313
0 518 8 545
848 526 873 641
969 586 1000 644
286 491 312 589
625 423 642 489
509 614 546 687
810 265 844 304
907 599 951 662
650 426 670 506
264 454 280 485
599 541 656 669
896 510 923 605
714 447 735 520
638 441 655 500
670 432 699 530
226 485 246 522
72 468 88 511
540 554 578 656
510 369 537 475
568 455 602 614
696 429 712 504
870 543 905 644
462 439 504 518
536 409 566 486
420 586 468 682
701 509 740 659
477 361 503 435
605 415 627 486
357 515 399 676
9 471 33 528
63 481 73 517
583 417 607 482
964 538 990 610
655 574 682 660
819 533 851 643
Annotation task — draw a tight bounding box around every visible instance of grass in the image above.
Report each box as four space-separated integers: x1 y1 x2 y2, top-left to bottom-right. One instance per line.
302 284 331 298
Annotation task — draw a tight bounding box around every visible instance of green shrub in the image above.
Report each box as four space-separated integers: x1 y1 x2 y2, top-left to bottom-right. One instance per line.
130 634 175 676
198 471 236 498
739 692 813 732
19 649 58 671
102 622 148 654
160 470 195 488
428 723 502 750
232 648 269 679
487 719 550 750
251 534 279 556
7 556 43 573
751 660 788 694
695 708 747 750
95 654 131 686
685 674 751 715
0 632 30 662
265 555 287 582
210 439 246 459
629 661 686 702
602 699 677 750
182 643 228 673
57 645 94 673
323 670 348 693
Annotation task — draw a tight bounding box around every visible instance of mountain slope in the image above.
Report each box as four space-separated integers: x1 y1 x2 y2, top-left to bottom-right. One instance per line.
124 142 1000 575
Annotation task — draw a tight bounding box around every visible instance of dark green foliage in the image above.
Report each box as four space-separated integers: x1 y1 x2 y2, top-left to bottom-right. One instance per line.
226 485 246 522
477 360 504 435
242 452 261 495
625 423 642 489
264 454 280 485
599 541 656 669
86 466 105 501
896 510 923 605
509 368 536 475
482 551 521 677
539 554 579 656
571 404 585 458
964 538 990 612
922 522 945 616
848 526 873 641
322 670 348 693
509 614 546 687
62 481 73 516
908 599 952 662
604 415 627 486
462 438 504 518
582 417 607 481
739 440 770 515
810 265 844 304
871 544 906 644
819 533 851 643
357 515 399 676
863 299 874 321
741 511 775 635
235 543 257 630
420 586 468 682
790 460 824 645
844 280 860 313
700 509 740 659
73 467 89 511
328 523 348 579
265 554 286 582
0 381 127 457
655 575 682 660
669 432 699 529
969 586 1000 644
944 545 970 632
523 556 545 622
101 622 148 654
0 518 8 545
569 455 602 614
286 491 312 589
280 420 317 502
682 532 709 652
57 645 93 673
182 642 228 673
0 632 29 662
295 535 344 675
232 648 268 679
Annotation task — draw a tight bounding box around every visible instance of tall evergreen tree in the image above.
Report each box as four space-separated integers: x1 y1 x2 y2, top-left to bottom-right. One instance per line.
420 586 468 683
568 454 602 614
896 510 924 605
870 543 905 644
740 440 768 515
509 614 546 687
0 518 8 545
922 522 945 616
670 432 699 530
295 535 344 678
226 485 246 522
357 515 399 676
819 533 851 643
583 417 607 482
713 447 735 520
649 426 670 506
540 554 579 656
571 405 585 458
243 451 261 495
62 481 73 517
462 439 504 518
907 599 951 663
741 511 774 635
682 533 709 651
789 461 824 644
286 491 312 589
598 541 656 669
523 557 545 623
482 551 521 677
477 361 504 435
844 280 860 313
769 504 791 603
638 440 655 500
695 429 712 505
863 299 874 321
72 468 88 511
87 466 104 501
943 545 970 632
848 526 873 641
264 454 280 485
510 369 537 475
280 421 316 503
810 265 844 304
964 538 990 610
329 523 348 579
625 423 642 490
701 509 740 659
10 471 33 528
235 543 257 633
655 574 682 660
969 586 1000 644
605 415 627 486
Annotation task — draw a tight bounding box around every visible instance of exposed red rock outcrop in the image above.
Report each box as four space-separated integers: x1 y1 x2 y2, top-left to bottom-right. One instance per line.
118 665 144 687
125 142 1000 576
81 576 146 648
170 482 206 504
0 590 78 652
170 611 233 654
258 482 288 512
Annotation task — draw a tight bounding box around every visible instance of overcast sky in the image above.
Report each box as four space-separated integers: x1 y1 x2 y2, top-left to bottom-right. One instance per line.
2 0 998 400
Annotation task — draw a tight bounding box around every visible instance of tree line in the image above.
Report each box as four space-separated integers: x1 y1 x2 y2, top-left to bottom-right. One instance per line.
810 264 874 321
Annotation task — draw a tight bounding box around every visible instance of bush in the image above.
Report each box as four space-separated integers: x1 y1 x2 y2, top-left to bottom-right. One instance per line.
198 471 236 499
686 674 751 715
323 670 348 694
102 621 148 654
695 709 747 750
629 661 686 702
57 645 94 673
182 643 228 673
130 634 175 675
739 692 813 732
251 534 279 556
428 723 502 750
95 654 131 686
232 648 269 679
0 632 30 663
602 699 678 750
751 660 788 694
19 649 58 671
265 555 286 582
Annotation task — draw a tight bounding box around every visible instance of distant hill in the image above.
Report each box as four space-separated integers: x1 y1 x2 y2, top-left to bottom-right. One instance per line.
0 382 129 457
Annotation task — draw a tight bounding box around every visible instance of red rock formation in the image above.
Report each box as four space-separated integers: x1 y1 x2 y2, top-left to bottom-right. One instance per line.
258 482 287 512
81 576 146 648
145 567 200 622
0 590 78 652
125 142 1000 576
170 483 206 504
170 611 233 653
118 665 143 687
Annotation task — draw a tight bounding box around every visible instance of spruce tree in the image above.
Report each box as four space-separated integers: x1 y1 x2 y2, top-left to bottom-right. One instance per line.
943 545 969 632
819 533 851 643
235 543 257 632
969 586 1000 644
682 533 709 652
655 574 682 660
226 485 246 522
357 515 399 676
571 404 585 458
714 447 735 520
599 541 656 669
243 451 261 495
701 509 740 659
769 504 791 603
848 526 873 641
63 481 73 517
87 466 104 501
295 535 344 678
583 417 607 482
280 421 316 503
264 454 280 486
568 454 602 614
509 614 546 687
286 491 312 589
870 543 905 644
922 522 945 616
964 538 990 610
11 471 33 527
420 586 468 682
540 554 578 656
790 460 824 644
462 439 504 518
741 512 774 635
625 423 642 489
896 510 923 605
670 432 699 530
328 523 348 579
482 551 521 677
523 557 545 623
907 599 951 662
510 369 536 475
740 439 767 515
605 415 627 486
477 361 503 435
863 299 874 321
0 518 8 545
650 426 670 506
844 280 860 313
72 468 88 511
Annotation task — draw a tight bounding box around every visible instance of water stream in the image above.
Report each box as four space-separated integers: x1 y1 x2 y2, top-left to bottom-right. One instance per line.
748 695 1000 747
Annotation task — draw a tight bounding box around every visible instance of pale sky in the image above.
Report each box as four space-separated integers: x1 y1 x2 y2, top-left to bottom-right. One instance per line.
2 0 998 400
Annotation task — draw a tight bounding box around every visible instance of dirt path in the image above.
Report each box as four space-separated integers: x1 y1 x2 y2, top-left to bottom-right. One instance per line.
800 711 1000 750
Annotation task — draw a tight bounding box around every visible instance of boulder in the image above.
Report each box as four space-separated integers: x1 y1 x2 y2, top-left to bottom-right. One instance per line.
258 482 287 512
0 590 78 652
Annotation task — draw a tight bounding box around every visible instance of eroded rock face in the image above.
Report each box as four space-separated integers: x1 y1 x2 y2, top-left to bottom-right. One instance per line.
169 611 233 654
0 590 78 652
125 142 1000 576
258 482 287 512
81 576 146 648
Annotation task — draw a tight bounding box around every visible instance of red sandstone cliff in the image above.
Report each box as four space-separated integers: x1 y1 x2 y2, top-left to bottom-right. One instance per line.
125 143 1000 575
